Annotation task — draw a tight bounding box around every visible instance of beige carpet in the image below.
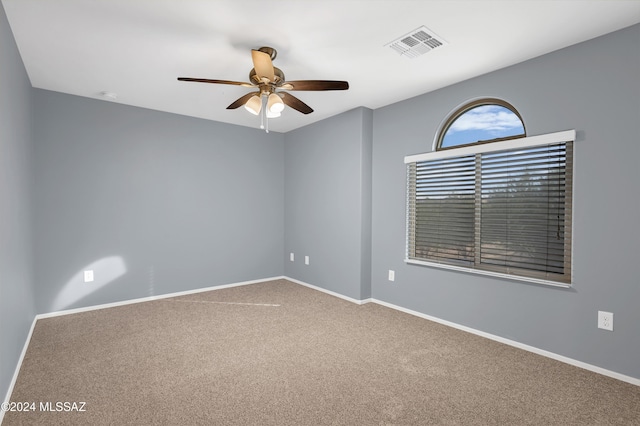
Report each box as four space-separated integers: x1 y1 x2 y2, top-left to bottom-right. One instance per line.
3 279 639 425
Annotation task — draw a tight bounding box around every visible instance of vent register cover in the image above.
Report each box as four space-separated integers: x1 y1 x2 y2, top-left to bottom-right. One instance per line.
386 26 447 58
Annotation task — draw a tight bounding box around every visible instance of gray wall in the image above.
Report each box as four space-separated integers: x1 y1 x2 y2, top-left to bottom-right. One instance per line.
284 107 373 300
0 1 36 402
32 90 285 313
2 16 638 408
371 24 640 379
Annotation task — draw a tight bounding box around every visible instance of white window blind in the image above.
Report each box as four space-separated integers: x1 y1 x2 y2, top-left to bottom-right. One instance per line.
406 130 574 286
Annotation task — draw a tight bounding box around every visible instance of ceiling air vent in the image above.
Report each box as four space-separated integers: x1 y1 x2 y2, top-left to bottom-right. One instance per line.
385 26 447 58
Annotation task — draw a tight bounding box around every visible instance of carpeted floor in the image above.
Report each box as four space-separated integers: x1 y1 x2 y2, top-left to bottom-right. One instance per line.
3 279 639 425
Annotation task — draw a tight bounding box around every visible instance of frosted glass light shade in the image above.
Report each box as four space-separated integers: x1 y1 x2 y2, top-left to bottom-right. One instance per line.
267 93 285 114
244 95 262 115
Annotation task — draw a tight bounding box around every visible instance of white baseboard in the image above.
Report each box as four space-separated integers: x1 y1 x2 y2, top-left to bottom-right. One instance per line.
3 274 637 418
370 298 640 387
284 276 372 305
282 277 639 387
1 275 284 422
1 316 37 425
36 276 284 319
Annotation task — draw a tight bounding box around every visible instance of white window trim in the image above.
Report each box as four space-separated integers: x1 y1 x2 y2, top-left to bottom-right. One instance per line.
405 129 576 164
404 129 576 289
404 258 572 289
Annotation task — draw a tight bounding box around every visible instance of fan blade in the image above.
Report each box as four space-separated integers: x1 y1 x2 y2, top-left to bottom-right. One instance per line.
279 80 349 91
226 92 259 110
251 50 275 82
177 77 254 88
281 93 313 114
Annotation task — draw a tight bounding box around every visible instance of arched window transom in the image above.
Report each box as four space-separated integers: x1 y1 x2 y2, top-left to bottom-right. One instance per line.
438 99 526 150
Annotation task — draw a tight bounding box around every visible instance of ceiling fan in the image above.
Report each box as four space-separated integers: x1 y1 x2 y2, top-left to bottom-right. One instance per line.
178 46 349 132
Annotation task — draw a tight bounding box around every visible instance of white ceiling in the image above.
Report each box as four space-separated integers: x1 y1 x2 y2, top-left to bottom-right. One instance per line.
3 0 640 133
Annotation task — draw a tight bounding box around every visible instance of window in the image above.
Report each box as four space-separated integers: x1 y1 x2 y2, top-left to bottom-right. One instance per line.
406 99 574 287
438 98 526 149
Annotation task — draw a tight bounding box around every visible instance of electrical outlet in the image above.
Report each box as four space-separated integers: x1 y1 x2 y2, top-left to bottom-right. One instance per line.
83 270 94 283
304 256 309 265
388 270 395 281
598 311 613 331
290 252 294 262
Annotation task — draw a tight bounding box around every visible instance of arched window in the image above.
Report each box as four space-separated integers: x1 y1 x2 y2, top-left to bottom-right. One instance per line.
405 99 575 286
437 99 525 150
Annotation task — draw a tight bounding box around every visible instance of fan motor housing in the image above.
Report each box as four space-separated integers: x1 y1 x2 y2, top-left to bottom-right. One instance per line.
250 67 285 85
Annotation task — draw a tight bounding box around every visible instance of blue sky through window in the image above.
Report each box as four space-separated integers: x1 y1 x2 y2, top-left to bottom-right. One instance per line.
441 104 525 148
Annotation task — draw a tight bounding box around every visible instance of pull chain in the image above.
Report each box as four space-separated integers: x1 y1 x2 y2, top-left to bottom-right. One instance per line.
260 95 266 130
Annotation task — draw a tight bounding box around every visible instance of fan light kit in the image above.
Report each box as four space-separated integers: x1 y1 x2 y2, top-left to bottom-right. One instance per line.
178 47 349 132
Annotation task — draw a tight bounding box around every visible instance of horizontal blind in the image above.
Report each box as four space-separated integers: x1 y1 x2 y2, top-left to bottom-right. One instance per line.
406 138 573 284
479 143 569 281
408 155 476 266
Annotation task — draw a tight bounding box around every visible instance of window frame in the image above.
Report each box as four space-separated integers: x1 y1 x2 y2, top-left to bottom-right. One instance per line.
405 129 576 288
436 98 527 151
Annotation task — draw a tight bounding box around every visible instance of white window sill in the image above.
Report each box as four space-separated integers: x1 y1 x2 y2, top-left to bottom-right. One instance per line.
404 258 572 289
